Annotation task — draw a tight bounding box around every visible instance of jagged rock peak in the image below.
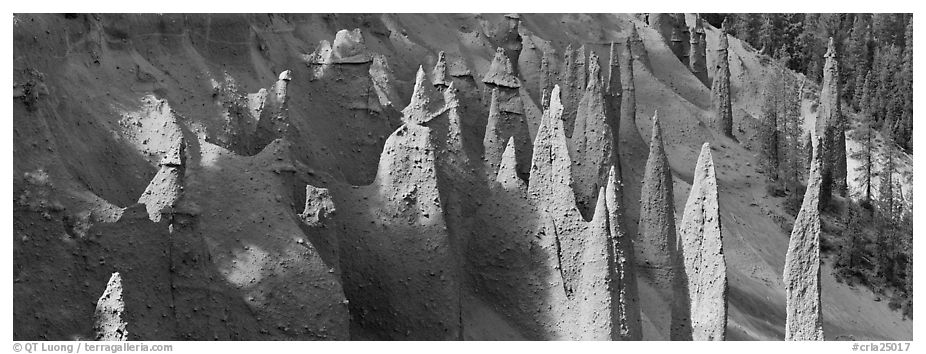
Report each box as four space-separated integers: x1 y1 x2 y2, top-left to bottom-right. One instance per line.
496 137 523 190
605 165 642 341
301 185 336 227
783 137 825 341
710 27 733 138
402 66 444 124
817 35 847 204
678 143 727 341
94 272 128 341
431 51 451 88
482 47 521 88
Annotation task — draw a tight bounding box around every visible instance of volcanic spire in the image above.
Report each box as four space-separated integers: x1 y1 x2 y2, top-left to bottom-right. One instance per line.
677 143 728 341
710 23 733 138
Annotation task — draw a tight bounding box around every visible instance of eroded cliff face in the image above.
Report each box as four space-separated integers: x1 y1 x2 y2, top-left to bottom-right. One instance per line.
710 23 733 138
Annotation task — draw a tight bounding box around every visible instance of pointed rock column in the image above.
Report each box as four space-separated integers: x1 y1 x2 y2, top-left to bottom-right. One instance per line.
94 272 128 341
677 143 728 341
816 37 848 207
637 112 678 339
253 70 293 152
137 135 186 222
569 51 615 219
783 137 825 341
431 51 486 161
606 167 642 340
648 13 676 43
689 16 709 86
560 44 587 137
677 14 691 66
497 13 524 76
710 24 734 138
482 48 531 180
605 42 622 155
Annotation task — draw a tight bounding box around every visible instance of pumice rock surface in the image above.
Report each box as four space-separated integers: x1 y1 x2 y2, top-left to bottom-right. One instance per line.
12 13 911 342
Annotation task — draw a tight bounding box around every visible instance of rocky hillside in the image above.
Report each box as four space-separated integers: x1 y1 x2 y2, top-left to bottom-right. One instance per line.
12 13 912 341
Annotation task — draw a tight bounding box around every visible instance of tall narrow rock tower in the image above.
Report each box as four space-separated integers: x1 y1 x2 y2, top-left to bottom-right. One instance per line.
710 22 734 138
783 137 825 341
817 37 848 207
637 112 678 339
689 15 709 86
677 143 728 341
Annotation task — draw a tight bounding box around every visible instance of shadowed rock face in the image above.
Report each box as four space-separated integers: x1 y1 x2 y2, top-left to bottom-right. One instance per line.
94 272 128 341
637 112 678 339
605 42 622 164
336 119 460 339
628 25 650 69
560 44 587 137
816 37 848 207
783 137 825 341
688 16 709 86
524 86 621 340
483 47 521 89
605 167 642 341
481 48 532 181
569 51 614 220
495 14 523 76
710 25 733 138
677 143 727 341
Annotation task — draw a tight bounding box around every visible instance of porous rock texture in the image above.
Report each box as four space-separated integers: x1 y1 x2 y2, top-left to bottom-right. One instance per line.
605 167 642 341
637 112 678 339
783 137 825 341
482 48 532 180
94 272 128 341
677 143 727 341
559 44 587 137
816 37 848 207
568 51 615 219
710 23 734 138
251 70 293 152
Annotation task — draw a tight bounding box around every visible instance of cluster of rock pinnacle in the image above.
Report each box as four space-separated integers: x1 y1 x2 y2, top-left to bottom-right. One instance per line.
68 15 832 341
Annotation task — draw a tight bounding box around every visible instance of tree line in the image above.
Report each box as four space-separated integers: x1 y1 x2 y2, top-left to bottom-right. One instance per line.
706 13 913 320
